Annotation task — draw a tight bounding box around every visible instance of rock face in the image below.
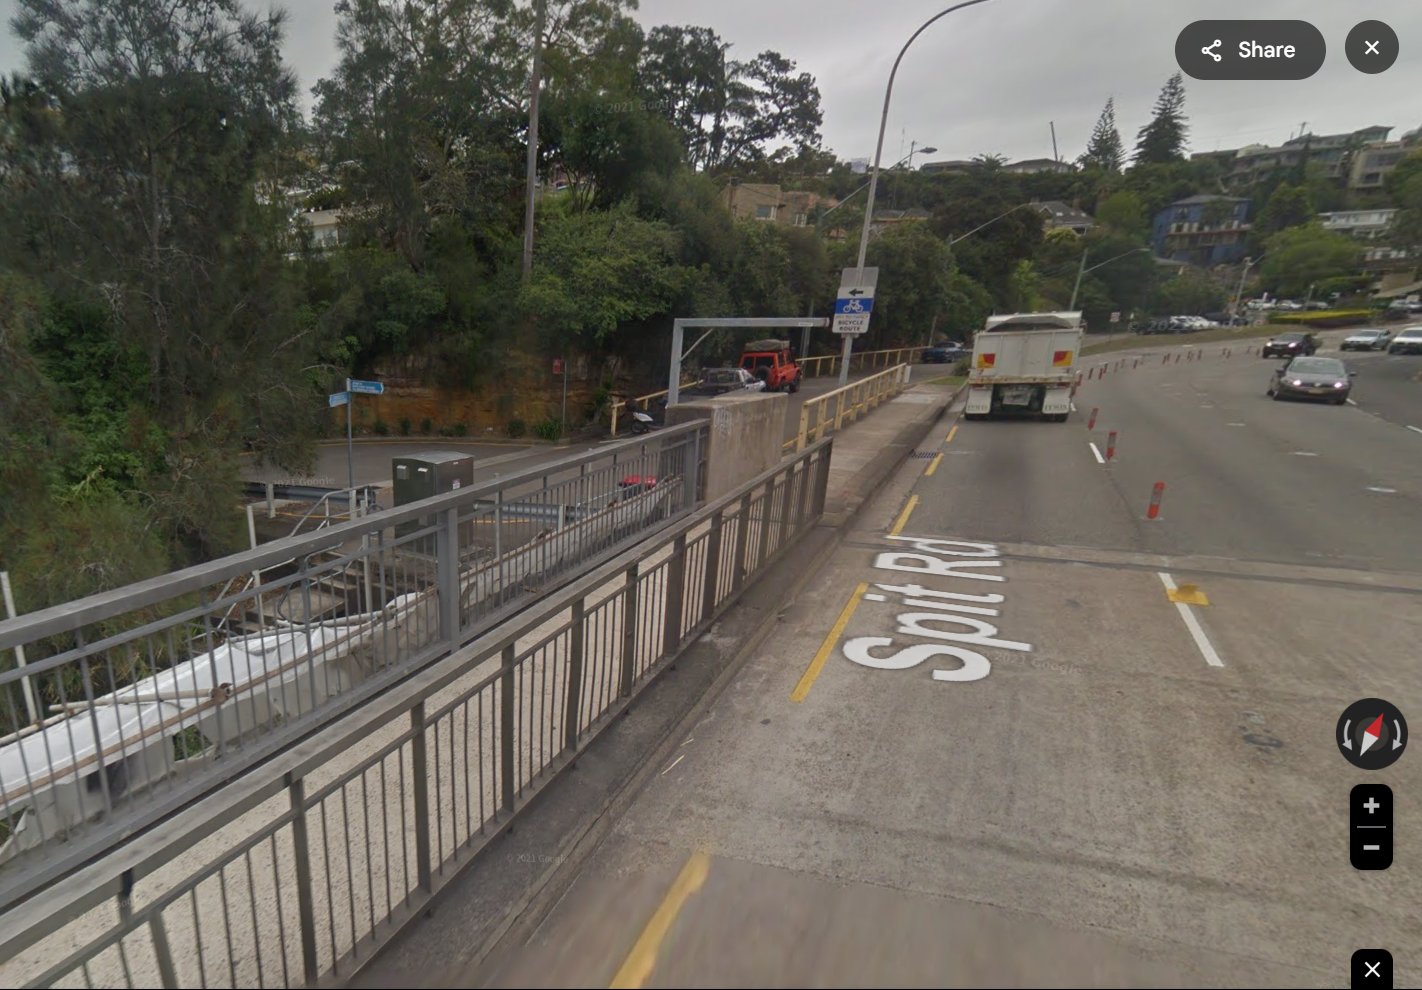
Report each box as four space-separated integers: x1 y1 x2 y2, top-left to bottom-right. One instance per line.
331 353 616 438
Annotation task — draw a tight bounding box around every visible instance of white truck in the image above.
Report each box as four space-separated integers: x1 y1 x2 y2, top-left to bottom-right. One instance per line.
963 311 1084 422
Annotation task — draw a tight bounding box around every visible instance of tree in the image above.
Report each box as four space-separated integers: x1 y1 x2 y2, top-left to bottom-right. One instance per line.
1386 151 1422 257
939 272 994 339
1079 97 1123 172
516 202 690 349
1134 73 1188 165
1152 269 1226 316
1259 226 1361 298
313 0 531 269
1250 183 1314 251
1121 159 1222 219
4 0 322 565
1006 260 1041 312
1094 190 1149 239
637 26 823 173
930 174 1044 308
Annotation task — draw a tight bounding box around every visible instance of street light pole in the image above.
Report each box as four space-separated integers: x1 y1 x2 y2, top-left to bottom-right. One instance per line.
845 0 994 385
1069 247 1152 311
1069 249 1089 312
1231 255 1261 318
520 0 547 282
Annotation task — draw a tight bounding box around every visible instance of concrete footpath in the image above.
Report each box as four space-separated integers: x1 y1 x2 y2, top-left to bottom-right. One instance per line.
348 381 960 988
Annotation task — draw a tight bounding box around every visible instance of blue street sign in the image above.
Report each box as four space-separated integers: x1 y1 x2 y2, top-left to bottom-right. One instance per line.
328 391 349 407
834 296 874 316
348 378 385 395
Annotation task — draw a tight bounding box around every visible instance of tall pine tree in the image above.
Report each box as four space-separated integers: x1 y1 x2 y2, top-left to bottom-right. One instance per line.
1134 73 1188 165
1079 97 1123 172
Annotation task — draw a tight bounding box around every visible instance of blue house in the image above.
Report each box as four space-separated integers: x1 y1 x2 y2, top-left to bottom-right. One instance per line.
1150 195 1252 267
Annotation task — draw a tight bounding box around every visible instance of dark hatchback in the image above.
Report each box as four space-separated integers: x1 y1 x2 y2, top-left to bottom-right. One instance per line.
1261 332 1317 358
1267 356 1354 404
923 341 970 363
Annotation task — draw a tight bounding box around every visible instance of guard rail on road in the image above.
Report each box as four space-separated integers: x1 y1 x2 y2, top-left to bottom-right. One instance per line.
784 363 913 453
0 439 833 990
608 346 926 437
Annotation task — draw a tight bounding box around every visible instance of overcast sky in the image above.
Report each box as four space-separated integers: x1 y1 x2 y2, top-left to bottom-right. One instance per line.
1 0 1417 163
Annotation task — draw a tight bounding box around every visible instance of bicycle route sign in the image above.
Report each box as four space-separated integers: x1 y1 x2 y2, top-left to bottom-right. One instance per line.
833 267 878 336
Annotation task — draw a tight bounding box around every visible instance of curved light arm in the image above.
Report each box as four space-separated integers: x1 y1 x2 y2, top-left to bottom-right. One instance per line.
1083 246 1151 276
947 202 1033 246
853 0 996 277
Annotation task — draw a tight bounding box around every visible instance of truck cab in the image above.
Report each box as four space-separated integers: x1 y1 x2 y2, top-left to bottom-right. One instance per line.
964 312 1083 422
739 339 802 393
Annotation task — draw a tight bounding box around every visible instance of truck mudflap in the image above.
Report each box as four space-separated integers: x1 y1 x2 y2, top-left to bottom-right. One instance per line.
1041 385 1072 415
965 384 994 415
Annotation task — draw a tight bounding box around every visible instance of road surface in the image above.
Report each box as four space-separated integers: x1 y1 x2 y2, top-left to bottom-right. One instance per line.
239 367 939 492
478 332 1421 988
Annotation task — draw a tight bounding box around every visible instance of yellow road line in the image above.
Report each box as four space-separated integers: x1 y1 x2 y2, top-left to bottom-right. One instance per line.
888 494 919 537
608 851 712 989
945 424 959 444
791 582 868 703
924 452 943 477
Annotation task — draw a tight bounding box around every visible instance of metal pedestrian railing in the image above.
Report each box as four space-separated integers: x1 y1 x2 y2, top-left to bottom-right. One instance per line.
0 438 833 989
0 425 705 913
784 364 913 452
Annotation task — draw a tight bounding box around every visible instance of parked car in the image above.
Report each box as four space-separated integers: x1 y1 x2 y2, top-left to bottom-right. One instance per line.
1340 330 1392 352
739 339 802 392
923 340 970 363
1275 300 1305 311
1388 327 1422 354
1203 312 1250 327
1261 332 1318 358
1305 300 1330 311
1267 356 1354 404
684 367 766 396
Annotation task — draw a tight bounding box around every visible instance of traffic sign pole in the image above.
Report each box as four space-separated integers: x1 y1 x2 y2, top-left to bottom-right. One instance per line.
345 378 355 493
833 268 878 385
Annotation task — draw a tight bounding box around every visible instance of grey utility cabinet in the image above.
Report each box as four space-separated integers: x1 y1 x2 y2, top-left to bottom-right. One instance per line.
392 451 476 541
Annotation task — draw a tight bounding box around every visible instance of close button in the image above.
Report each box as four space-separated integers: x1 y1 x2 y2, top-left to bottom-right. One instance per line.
1176 20 1326 80
1346 21 1399 74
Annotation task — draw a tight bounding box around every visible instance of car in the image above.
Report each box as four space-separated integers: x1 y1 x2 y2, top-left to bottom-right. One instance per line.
1275 299 1304 311
1388 328 1422 354
1340 329 1392 352
1267 356 1354 404
923 341 970 363
1203 312 1250 327
1261 331 1317 358
739 339 802 392
684 367 766 396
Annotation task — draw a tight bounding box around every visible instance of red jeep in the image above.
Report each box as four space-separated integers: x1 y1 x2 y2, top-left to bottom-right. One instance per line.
738 339 802 393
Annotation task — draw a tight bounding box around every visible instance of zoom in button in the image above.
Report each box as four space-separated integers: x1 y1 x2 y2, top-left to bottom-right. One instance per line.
1176 20 1326 80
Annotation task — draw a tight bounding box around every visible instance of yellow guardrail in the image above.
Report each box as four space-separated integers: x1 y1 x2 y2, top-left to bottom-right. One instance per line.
798 345 926 380
784 363 912 453
610 346 927 436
